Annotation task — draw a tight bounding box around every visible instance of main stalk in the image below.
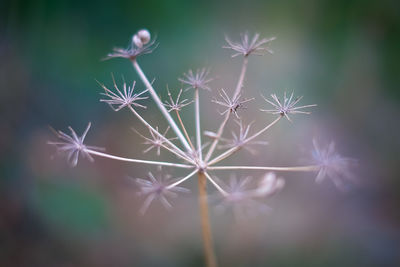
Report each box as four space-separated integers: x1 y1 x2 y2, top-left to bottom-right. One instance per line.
198 172 217 267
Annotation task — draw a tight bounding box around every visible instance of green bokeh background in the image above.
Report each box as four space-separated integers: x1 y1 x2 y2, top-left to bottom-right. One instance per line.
1 0 400 266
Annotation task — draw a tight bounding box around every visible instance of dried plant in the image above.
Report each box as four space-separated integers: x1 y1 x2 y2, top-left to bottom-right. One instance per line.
49 29 355 267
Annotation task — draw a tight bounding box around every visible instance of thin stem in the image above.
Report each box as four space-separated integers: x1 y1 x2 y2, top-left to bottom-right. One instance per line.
176 110 195 151
207 165 320 172
195 88 203 161
204 112 230 161
128 105 194 164
131 59 192 152
166 169 198 189
233 56 248 99
86 149 194 169
244 116 282 144
205 57 249 161
203 171 228 196
208 116 281 166
198 172 218 267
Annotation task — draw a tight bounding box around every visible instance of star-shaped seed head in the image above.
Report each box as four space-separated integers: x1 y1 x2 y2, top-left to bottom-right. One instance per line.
218 120 268 154
224 32 276 58
178 68 213 91
310 139 357 191
48 122 104 167
106 29 158 60
134 126 178 156
261 91 317 121
99 75 148 112
163 88 194 112
212 89 254 118
135 171 190 214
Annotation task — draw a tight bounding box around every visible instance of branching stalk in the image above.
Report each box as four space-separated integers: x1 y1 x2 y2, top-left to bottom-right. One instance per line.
205 112 230 161
205 57 249 161
166 169 198 189
131 59 192 152
233 56 248 98
86 149 194 168
175 110 195 151
195 88 203 161
208 116 282 166
127 105 194 164
207 165 320 172
204 171 228 196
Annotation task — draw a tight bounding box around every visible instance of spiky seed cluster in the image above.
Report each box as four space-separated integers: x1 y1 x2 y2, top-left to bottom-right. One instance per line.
261 92 317 122
179 68 213 91
134 127 178 156
135 171 190 215
224 33 276 57
49 30 355 217
218 120 268 154
106 29 158 60
310 139 357 191
48 123 104 167
212 89 254 118
99 77 148 111
164 89 194 112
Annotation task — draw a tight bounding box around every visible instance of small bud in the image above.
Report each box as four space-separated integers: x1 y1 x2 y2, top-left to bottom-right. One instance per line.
133 34 143 48
137 29 151 44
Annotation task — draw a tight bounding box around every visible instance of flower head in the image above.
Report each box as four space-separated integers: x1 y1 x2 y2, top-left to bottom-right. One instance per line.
212 89 254 118
224 33 276 57
310 139 356 191
99 76 148 111
48 122 104 167
134 126 178 156
106 30 158 60
178 68 213 91
218 120 268 154
135 171 190 214
261 92 316 121
163 88 194 112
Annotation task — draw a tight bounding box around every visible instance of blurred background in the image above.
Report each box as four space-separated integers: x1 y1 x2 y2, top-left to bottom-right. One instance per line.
1 0 400 266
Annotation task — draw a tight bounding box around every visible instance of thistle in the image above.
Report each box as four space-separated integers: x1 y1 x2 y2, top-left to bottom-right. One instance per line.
49 29 355 267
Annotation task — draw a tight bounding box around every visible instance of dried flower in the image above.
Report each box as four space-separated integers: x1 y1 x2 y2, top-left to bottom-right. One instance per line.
134 126 178 156
163 88 193 112
212 89 254 118
99 76 148 111
135 171 190 214
48 122 104 167
50 29 356 265
218 120 268 154
261 92 317 122
224 32 276 57
310 139 356 191
178 68 213 91
106 31 158 60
